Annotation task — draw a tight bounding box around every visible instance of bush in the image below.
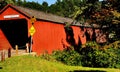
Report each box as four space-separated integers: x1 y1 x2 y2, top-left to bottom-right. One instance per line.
52 49 82 66
80 41 120 68
42 41 120 68
81 48 119 68
40 52 57 62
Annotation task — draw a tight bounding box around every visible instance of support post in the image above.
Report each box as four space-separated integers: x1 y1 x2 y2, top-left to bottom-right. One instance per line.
26 43 29 53
1 50 5 61
30 36 32 53
15 45 18 55
8 48 11 58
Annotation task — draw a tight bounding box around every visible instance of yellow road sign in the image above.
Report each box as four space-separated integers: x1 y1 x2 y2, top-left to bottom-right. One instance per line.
29 25 36 36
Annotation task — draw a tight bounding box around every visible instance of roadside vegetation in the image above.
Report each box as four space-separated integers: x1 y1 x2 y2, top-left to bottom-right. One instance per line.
0 55 120 72
41 41 120 68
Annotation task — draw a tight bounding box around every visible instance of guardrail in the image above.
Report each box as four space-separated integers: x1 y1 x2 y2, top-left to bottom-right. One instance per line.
0 43 30 61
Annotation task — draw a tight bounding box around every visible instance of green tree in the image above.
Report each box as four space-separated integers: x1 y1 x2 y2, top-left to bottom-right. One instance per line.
0 0 7 9
0 0 27 9
41 1 48 13
71 0 120 42
22 1 42 10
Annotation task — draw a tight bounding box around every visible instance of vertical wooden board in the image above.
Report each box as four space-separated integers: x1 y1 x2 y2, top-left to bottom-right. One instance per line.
33 21 66 55
72 26 86 45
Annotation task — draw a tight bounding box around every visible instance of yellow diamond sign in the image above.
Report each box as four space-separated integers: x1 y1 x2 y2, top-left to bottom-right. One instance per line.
29 25 36 36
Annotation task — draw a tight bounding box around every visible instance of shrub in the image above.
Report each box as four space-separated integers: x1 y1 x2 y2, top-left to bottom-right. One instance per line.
52 49 82 66
42 41 120 68
40 53 57 62
102 41 120 49
80 41 120 68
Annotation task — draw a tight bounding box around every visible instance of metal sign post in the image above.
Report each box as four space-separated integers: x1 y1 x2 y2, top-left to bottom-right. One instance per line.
29 16 36 53
30 36 32 53
29 26 36 53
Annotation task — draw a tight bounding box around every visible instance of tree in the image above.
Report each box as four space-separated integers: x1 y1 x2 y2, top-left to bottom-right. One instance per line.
41 1 48 13
71 0 120 42
0 0 24 9
22 1 42 11
49 0 84 17
0 0 7 9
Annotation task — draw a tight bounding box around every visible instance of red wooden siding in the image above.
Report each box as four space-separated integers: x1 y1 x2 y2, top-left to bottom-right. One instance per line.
33 21 67 55
32 21 88 55
0 29 11 50
71 26 86 45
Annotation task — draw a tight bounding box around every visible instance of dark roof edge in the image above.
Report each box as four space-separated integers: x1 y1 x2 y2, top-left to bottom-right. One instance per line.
36 18 65 25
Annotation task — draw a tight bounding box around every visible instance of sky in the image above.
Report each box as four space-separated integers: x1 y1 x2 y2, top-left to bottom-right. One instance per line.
26 0 57 6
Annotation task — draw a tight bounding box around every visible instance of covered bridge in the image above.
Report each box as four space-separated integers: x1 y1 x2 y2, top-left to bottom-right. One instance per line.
0 4 106 55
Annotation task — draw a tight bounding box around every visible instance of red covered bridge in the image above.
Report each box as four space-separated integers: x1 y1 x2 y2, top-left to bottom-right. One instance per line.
0 4 106 55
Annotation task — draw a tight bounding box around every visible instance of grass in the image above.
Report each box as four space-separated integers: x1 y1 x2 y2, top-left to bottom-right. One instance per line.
0 55 120 72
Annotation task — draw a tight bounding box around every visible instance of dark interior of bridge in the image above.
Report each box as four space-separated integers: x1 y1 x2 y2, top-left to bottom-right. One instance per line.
0 19 28 49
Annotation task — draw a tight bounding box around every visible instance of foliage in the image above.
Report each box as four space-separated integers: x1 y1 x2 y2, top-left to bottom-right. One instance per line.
81 41 120 68
22 1 42 10
52 49 82 66
51 41 120 68
102 41 120 49
81 41 99 49
41 1 48 13
0 0 7 9
40 52 57 62
80 47 120 68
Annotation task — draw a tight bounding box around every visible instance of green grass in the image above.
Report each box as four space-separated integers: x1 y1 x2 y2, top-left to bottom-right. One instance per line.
0 55 120 72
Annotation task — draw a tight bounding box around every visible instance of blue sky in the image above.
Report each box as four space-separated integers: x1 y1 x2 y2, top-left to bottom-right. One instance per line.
26 0 57 5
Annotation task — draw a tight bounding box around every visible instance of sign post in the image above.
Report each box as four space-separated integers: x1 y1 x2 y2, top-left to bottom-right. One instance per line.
29 25 36 53
29 16 36 53
30 35 32 53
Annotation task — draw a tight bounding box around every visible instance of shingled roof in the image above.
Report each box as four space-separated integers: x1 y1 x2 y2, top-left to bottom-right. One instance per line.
0 4 102 28
6 4 73 24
